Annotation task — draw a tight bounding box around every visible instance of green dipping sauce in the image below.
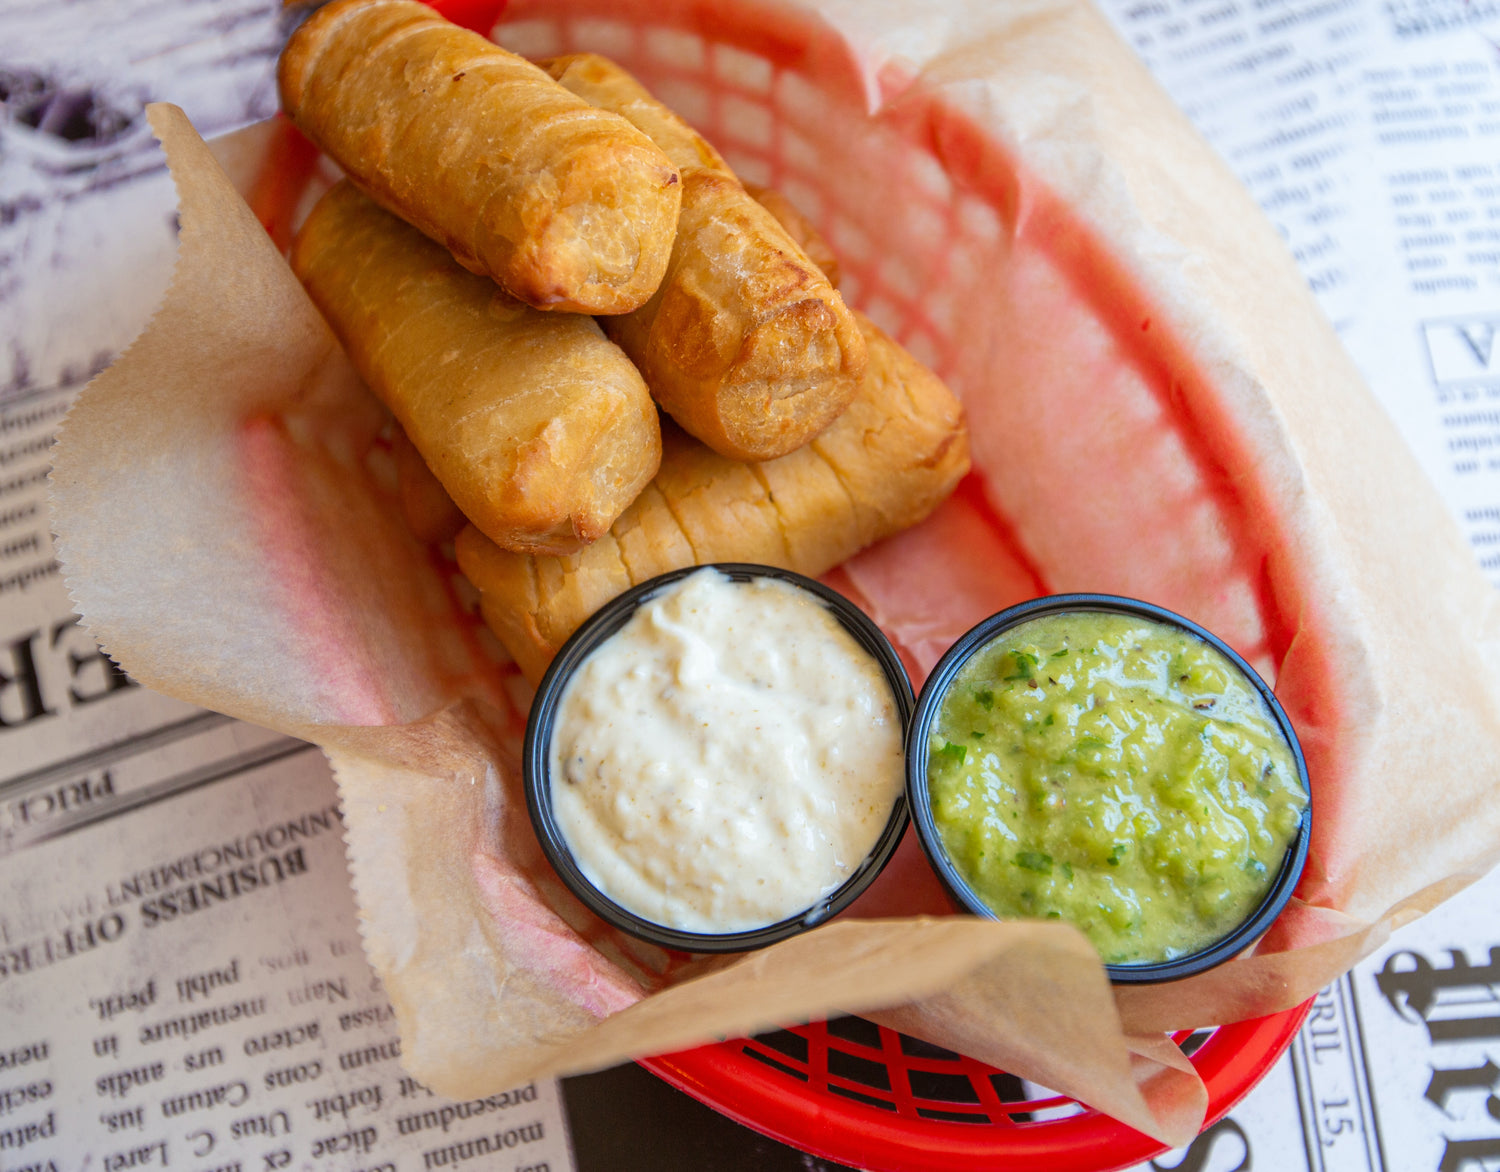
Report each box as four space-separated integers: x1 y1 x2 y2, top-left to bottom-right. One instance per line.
927 611 1307 965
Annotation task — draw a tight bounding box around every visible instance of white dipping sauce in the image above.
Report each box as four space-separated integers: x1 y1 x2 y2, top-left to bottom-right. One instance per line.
550 568 905 935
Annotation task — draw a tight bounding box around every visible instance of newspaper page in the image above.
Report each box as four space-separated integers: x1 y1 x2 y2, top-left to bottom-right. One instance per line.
1342 0 1500 578
3 0 1499 1169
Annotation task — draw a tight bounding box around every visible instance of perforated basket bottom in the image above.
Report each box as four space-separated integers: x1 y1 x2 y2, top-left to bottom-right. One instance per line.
738 1015 1078 1124
640 1000 1313 1172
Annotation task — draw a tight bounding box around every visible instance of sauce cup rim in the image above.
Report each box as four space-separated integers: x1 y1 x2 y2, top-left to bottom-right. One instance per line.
523 562 915 955
904 592 1312 985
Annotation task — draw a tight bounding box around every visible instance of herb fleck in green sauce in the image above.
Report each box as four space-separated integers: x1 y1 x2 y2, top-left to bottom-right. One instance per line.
928 612 1307 965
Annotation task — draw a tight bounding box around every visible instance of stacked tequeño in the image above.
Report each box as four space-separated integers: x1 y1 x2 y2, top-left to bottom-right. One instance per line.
278 0 970 680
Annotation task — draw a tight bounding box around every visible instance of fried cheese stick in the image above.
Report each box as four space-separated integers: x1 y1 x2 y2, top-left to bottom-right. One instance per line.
380 179 841 546
279 0 681 314
542 54 865 462
293 182 661 556
456 312 968 681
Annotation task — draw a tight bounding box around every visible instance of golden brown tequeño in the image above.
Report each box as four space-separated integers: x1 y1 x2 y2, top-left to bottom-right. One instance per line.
279 0 682 314
291 181 661 557
456 312 969 681
543 53 866 461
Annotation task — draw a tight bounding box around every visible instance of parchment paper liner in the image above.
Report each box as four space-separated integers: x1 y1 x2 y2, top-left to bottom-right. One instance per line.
49 0 1500 1148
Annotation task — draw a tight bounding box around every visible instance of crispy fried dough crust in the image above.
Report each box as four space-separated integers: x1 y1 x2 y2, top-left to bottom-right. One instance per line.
292 182 661 556
279 0 681 314
457 312 968 680
746 184 842 288
544 54 865 460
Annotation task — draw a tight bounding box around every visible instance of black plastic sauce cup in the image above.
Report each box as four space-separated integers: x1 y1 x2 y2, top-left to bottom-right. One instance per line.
523 563 914 955
905 593 1312 985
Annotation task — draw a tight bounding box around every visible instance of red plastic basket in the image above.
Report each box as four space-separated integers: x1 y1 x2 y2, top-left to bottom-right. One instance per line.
639 1003 1313 1171
417 0 1314 1165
